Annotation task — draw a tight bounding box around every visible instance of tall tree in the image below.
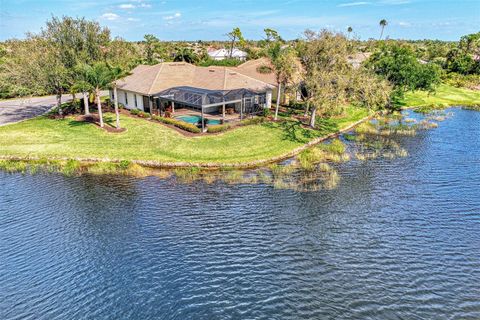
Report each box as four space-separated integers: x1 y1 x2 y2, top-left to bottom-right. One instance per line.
226 27 245 58
173 46 199 63
379 19 388 40
264 28 283 43
79 63 113 128
347 26 353 38
71 72 93 116
367 42 442 93
108 65 130 129
267 43 300 120
143 34 160 65
301 30 352 127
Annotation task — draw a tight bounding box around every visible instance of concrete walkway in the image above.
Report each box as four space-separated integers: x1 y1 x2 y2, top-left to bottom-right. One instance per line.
0 91 108 126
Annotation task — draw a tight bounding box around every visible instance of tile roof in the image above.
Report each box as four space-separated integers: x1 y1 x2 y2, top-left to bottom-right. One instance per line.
117 61 275 95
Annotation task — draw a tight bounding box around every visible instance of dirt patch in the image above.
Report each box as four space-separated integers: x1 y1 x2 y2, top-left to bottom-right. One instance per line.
76 114 127 133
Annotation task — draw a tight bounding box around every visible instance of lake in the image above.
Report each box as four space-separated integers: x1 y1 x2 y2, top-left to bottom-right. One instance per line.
1 108 479 319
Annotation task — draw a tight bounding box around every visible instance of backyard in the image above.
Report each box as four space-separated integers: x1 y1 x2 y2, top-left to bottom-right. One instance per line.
0 107 368 165
401 84 480 107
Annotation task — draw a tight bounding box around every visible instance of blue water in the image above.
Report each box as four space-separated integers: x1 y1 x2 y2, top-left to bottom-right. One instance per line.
176 115 221 125
1 108 479 319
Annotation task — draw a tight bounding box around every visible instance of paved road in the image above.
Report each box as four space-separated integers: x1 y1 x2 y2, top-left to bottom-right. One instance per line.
0 91 108 126
0 95 70 126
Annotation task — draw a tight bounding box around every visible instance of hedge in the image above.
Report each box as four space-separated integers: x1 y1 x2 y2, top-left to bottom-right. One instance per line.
151 115 201 133
239 117 265 126
207 124 231 133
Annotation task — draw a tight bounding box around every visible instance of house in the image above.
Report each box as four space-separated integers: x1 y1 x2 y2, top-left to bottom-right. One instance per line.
347 52 372 69
208 48 248 61
233 57 304 103
233 57 277 86
112 62 274 127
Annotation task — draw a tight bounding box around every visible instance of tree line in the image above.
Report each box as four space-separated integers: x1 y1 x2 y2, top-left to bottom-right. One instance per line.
0 16 478 130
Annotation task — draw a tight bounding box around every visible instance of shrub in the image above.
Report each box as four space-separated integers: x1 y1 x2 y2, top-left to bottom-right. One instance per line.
414 103 447 114
152 115 201 133
256 65 273 74
198 57 242 67
207 124 231 133
130 108 140 115
138 111 150 118
318 139 346 155
262 108 272 117
239 117 265 126
119 160 131 170
444 73 480 89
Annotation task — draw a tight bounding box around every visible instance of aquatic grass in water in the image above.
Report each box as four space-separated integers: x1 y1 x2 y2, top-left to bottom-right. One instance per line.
0 109 447 192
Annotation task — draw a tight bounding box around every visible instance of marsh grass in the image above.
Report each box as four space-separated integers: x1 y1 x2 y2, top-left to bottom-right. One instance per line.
0 159 162 178
462 105 480 111
0 109 447 192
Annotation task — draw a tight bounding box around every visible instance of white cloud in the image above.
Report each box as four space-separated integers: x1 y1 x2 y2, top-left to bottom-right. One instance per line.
127 17 140 21
119 1 151 9
338 1 371 7
163 12 181 20
379 0 411 4
398 21 411 27
101 13 120 20
119 4 135 9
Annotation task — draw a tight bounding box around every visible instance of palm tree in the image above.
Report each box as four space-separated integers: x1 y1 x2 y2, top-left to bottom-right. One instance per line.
79 63 113 128
267 44 299 120
108 65 130 129
347 26 353 38
71 70 93 116
379 19 388 40
266 43 282 120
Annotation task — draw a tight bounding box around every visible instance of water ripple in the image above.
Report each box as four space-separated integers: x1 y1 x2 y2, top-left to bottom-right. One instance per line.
1 108 480 319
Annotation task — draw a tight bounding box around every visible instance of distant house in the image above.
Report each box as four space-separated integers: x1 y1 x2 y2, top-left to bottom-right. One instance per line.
208 48 248 61
347 52 372 69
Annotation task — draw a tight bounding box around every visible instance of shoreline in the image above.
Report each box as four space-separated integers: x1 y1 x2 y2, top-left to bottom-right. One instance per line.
1 102 478 173
0 115 372 170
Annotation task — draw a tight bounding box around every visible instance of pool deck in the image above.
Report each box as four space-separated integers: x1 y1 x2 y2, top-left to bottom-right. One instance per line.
172 108 241 123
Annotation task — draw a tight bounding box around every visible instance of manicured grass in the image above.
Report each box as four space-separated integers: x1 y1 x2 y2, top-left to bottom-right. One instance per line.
401 84 480 108
0 107 368 165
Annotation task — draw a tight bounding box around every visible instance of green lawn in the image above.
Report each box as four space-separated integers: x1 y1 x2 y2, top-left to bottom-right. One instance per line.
0 107 368 165
401 84 480 107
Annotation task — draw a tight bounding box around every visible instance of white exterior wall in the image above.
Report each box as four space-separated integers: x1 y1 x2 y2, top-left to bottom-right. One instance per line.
116 89 145 111
266 90 272 109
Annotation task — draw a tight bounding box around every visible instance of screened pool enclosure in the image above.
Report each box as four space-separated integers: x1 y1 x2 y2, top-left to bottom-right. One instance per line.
150 86 267 130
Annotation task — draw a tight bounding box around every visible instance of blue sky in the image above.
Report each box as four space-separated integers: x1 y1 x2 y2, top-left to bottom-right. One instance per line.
0 0 479 41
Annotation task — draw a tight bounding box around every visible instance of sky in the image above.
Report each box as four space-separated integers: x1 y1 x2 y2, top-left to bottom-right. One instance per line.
0 0 479 41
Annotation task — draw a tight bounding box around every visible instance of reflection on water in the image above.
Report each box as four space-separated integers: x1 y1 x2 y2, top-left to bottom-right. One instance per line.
1 108 480 319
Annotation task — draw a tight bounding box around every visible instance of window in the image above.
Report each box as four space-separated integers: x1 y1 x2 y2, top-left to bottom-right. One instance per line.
125 92 128 105
134 94 138 107
111 90 115 100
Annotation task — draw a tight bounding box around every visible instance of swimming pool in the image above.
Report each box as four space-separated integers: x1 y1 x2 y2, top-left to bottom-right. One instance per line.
176 115 221 125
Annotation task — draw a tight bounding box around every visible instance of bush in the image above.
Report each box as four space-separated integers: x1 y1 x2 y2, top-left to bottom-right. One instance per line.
262 108 272 117
256 65 273 74
138 111 150 118
444 73 480 89
152 115 201 133
130 108 140 115
239 117 265 126
198 57 243 67
207 124 231 133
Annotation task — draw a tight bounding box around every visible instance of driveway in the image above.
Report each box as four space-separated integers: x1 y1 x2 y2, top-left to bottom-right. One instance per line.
0 91 108 126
